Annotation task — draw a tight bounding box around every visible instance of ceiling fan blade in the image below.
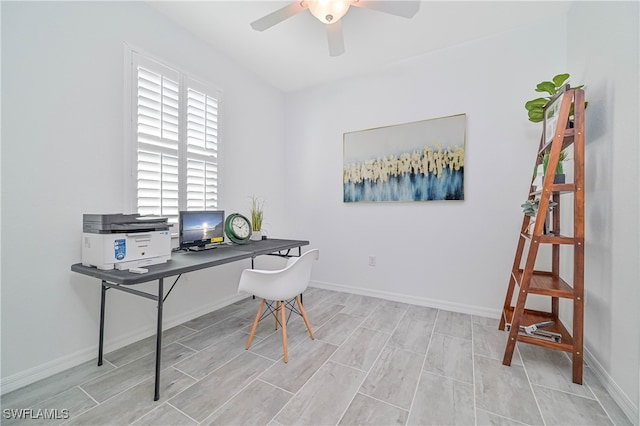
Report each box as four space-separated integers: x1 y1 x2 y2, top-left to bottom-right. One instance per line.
326 21 345 57
250 1 308 31
351 0 420 18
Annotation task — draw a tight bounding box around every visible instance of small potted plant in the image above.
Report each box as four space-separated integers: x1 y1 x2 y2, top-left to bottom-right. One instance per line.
522 199 557 234
542 150 568 184
524 73 587 124
250 195 264 241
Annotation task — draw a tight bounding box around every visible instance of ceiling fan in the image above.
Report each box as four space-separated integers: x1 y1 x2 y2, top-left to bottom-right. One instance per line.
250 0 421 57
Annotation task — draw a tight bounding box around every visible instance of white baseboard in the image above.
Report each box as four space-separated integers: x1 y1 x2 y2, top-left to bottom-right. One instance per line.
0 293 246 395
310 279 502 319
584 346 639 425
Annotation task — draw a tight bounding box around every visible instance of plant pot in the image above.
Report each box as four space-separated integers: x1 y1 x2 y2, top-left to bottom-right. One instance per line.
526 217 536 235
554 174 566 184
250 230 262 241
526 215 551 235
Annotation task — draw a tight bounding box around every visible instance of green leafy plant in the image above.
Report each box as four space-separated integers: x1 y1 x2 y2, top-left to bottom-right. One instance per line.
250 195 264 232
521 199 557 217
524 73 586 123
543 150 568 175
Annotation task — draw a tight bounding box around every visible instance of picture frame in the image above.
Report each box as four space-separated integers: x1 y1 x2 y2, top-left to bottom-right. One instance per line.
343 114 466 203
543 84 569 145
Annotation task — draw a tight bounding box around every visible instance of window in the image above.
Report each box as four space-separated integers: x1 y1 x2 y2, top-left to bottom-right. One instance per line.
128 50 220 223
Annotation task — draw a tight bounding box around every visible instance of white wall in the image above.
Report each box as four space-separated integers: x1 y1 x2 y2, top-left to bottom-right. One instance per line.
285 5 638 421
1 1 286 390
567 1 640 421
284 19 566 315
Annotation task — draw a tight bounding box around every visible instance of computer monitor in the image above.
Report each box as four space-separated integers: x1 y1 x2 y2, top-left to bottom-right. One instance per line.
179 210 225 250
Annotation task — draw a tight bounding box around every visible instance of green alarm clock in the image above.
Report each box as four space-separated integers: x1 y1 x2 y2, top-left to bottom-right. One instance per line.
225 213 252 244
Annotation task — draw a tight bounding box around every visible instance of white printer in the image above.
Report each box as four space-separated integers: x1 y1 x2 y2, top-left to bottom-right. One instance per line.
82 213 171 270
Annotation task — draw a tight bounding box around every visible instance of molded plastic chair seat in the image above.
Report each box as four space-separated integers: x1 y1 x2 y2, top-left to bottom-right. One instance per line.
237 249 319 363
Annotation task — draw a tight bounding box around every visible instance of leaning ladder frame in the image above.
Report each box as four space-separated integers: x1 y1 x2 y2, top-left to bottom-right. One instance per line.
498 87 585 384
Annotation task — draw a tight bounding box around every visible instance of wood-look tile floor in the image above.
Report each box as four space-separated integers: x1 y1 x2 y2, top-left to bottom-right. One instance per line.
2 288 633 425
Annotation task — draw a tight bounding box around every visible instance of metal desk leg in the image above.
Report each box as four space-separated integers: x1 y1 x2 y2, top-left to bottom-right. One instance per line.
98 281 107 366
154 278 164 401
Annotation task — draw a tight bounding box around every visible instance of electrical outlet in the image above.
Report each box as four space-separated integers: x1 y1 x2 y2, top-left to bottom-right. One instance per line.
368 256 376 266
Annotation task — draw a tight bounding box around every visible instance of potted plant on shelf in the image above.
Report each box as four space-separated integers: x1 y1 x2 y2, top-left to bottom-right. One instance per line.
522 199 557 235
542 150 568 184
524 73 587 124
250 195 264 241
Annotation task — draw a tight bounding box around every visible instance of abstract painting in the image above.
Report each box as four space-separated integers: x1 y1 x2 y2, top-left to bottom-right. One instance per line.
343 114 466 202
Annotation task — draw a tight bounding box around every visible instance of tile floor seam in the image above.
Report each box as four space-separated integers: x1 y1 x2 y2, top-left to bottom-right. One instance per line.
334 295 399 422
355 390 412 413
254 378 295 397
259 304 346 426
531 381 605 403
128 404 162 425
470 312 478 426
197 374 267 425
431 329 472 342
478 408 527 425
177 323 199 333
328 358 370 374
579 373 623 426
357 324 393 335
334 373 373 426
76 384 99 406
266 360 366 426
324 306 383 426
104 353 148 369
246 348 279 363
587 386 625 426
405 307 436 424
165 400 201 425
74 373 158 423
172 339 200 352
175 349 249 385
261 342 340 424
419 370 474 386
171 364 201 382
58 386 97 426
174 341 199 353
517 343 549 426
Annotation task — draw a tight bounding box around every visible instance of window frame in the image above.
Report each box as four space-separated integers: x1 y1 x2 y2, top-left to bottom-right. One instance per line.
123 44 223 225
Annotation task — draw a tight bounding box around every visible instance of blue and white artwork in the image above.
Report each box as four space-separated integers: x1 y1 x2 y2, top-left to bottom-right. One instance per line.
343 114 466 202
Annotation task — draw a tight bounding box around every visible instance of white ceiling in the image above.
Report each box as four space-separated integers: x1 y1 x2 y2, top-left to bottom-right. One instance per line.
147 1 571 93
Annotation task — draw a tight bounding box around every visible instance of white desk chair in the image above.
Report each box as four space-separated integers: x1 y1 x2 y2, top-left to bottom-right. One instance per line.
238 249 319 363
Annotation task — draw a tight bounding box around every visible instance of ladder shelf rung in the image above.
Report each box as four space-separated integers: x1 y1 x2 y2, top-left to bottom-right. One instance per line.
502 307 574 351
530 183 576 197
538 128 575 154
512 269 575 298
520 232 577 245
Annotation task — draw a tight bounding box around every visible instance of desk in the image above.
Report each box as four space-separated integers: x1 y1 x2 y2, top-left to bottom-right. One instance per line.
71 238 309 401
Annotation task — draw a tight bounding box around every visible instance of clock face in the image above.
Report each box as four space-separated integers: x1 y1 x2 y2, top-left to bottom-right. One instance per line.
225 213 252 244
232 215 251 238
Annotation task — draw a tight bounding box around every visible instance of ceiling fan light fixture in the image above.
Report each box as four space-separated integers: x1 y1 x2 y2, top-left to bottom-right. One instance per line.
306 0 351 24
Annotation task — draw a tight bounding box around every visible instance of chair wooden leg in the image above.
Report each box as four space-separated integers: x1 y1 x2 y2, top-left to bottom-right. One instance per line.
246 299 265 350
296 296 314 340
280 300 288 363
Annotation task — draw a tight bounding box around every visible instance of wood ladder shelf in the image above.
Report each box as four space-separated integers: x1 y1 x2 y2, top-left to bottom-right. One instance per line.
498 87 586 383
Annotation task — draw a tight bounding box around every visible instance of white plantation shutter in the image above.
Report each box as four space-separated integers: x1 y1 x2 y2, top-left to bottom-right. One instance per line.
130 52 220 222
185 86 218 210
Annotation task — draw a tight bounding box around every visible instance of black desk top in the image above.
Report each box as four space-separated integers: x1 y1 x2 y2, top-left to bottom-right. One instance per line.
71 238 309 285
